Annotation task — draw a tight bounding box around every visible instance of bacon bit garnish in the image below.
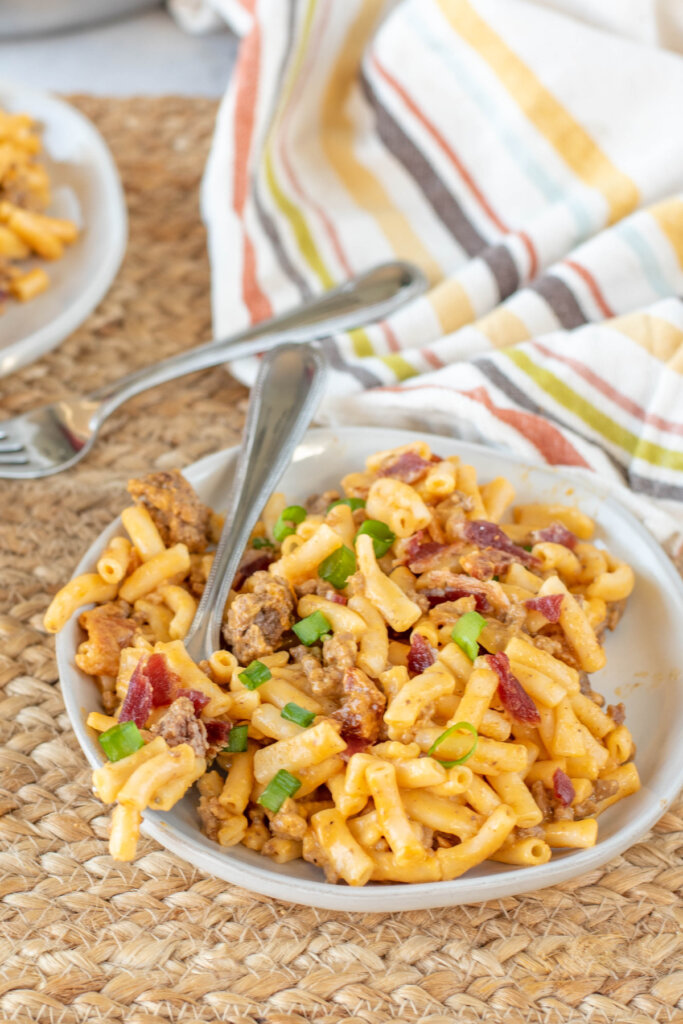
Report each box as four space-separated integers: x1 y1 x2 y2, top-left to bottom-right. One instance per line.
183 689 211 715
424 588 491 614
146 652 179 706
460 547 515 581
378 451 431 483
525 594 563 623
205 720 230 746
233 549 275 591
327 592 348 605
462 520 537 567
533 522 577 550
340 734 371 761
407 633 436 675
408 543 453 572
486 652 541 724
118 660 153 728
405 530 428 560
553 768 575 806
405 530 461 573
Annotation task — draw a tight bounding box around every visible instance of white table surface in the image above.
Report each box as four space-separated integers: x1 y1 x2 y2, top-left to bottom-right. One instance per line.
0 9 238 97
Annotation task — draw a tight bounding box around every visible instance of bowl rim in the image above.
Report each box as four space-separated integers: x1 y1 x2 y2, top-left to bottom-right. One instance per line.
0 79 128 375
56 426 683 911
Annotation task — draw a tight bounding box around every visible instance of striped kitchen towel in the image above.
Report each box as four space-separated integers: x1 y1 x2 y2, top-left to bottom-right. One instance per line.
201 0 683 563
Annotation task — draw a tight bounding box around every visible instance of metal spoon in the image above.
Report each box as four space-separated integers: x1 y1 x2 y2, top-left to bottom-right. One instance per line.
184 341 327 663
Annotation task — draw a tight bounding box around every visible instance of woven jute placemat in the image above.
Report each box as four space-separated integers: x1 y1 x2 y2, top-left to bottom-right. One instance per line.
0 97 681 1024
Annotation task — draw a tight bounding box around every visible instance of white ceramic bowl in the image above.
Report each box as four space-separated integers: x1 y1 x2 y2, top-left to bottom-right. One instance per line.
57 427 683 911
0 81 127 375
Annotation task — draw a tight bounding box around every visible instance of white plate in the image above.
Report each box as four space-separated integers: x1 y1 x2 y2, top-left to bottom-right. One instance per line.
0 82 127 375
57 427 683 911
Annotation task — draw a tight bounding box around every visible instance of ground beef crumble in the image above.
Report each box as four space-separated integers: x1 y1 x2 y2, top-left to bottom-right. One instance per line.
223 571 295 664
127 469 212 553
573 778 619 818
302 830 337 883
289 633 358 702
531 779 575 822
304 490 340 515
333 666 386 743
75 603 137 677
150 696 207 758
267 798 308 840
607 702 626 725
605 599 627 632
197 795 226 842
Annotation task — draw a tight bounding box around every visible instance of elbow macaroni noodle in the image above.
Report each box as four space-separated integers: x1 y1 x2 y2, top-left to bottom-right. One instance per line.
47 442 641 883
0 108 80 310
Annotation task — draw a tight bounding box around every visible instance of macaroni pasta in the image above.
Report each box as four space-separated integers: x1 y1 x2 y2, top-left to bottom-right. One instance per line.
47 445 640 884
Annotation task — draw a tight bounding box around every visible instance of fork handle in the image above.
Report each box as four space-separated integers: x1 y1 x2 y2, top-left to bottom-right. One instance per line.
184 342 328 661
91 261 425 417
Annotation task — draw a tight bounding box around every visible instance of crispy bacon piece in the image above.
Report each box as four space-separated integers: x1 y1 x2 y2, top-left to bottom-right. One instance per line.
418 571 508 614
122 651 211 721
525 594 564 623
532 522 577 550
486 652 541 724
424 588 491 614
146 652 179 706
459 548 516 581
406 531 440 560
406 535 463 573
205 720 230 747
462 520 537 567
327 592 348 605
378 451 431 483
407 633 436 675
119 661 153 728
553 768 575 806
184 689 211 715
340 735 371 761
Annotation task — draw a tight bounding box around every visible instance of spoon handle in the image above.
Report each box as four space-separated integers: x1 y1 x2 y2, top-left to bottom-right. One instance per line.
185 342 328 662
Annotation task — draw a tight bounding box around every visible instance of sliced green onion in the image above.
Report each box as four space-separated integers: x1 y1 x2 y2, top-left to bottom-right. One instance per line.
427 721 479 767
238 659 272 690
258 769 302 812
451 610 486 661
273 505 307 543
281 702 316 728
318 544 356 590
522 543 533 553
224 723 249 752
327 497 366 514
292 610 331 646
355 519 396 558
252 537 273 549
99 721 144 762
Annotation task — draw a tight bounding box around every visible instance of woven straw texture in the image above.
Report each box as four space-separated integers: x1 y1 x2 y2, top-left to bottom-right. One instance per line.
0 97 681 1024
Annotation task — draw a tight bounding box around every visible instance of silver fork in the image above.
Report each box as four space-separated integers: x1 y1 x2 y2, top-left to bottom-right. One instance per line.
0 260 426 479
184 341 327 662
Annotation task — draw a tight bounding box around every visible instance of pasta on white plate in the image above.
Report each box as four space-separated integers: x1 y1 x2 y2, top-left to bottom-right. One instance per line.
46 449 639 885
0 107 80 310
